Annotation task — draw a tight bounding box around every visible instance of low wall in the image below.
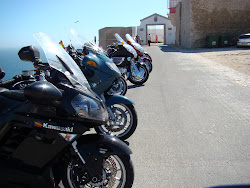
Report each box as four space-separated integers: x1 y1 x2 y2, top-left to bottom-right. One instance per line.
99 27 132 49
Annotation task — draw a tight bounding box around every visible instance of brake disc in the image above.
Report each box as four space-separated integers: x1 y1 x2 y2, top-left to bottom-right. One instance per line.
105 107 127 132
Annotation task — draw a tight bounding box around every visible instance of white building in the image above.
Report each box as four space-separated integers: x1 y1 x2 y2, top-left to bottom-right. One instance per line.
99 13 176 48
135 13 176 45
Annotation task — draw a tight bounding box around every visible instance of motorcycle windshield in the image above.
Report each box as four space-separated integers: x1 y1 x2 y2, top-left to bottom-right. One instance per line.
85 41 106 54
70 28 106 54
114 33 137 58
34 32 90 89
125 34 144 53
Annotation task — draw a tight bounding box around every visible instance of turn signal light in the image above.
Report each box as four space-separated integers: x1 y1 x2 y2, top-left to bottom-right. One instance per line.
86 60 97 66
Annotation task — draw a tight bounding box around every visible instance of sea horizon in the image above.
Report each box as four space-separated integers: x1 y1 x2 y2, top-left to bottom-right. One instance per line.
0 48 46 81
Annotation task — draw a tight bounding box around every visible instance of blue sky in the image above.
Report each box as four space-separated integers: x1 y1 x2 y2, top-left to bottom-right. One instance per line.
0 0 168 48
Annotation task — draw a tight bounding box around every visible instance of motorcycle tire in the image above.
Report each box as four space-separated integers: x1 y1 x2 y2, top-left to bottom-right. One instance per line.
128 64 149 85
144 53 152 62
144 60 153 73
62 154 134 188
107 77 128 96
95 104 137 140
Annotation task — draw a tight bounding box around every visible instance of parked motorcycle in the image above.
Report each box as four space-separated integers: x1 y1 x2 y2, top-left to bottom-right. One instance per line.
107 33 149 85
125 34 153 73
70 29 127 96
66 30 138 140
0 33 134 188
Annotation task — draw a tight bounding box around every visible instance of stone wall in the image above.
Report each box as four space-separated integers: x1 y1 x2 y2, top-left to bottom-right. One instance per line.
174 0 250 48
179 0 193 48
191 0 250 48
175 3 181 46
99 27 132 49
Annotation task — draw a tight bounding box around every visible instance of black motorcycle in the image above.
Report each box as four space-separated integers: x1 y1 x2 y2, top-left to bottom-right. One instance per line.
107 33 149 85
0 33 134 188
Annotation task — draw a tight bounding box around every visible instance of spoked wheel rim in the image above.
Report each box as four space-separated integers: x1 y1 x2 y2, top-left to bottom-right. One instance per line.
107 77 127 96
144 60 152 73
130 65 148 83
99 104 133 138
66 155 127 188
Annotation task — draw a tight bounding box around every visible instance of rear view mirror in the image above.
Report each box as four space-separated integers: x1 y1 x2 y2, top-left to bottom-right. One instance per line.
0 66 5 80
82 46 89 56
18 46 40 62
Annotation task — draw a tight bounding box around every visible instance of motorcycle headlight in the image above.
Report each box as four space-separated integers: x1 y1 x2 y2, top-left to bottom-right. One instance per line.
71 94 108 121
105 61 120 73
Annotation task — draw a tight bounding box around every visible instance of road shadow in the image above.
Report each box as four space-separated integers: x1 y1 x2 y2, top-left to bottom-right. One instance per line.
128 84 145 89
159 45 180 52
159 45 250 53
208 184 250 188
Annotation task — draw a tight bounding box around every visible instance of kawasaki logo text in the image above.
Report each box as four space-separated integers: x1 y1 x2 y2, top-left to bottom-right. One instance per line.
34 122 74 133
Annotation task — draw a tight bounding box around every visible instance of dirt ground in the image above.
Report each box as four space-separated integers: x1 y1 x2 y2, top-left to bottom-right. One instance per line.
193 47 250 76
169 45 250 87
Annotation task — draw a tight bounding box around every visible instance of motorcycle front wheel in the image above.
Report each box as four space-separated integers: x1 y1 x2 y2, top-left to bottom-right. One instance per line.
143 53 152 62
144 59 153 73
107 77 128 96
128 64 149 85
62 154 134 188
95 104 137 140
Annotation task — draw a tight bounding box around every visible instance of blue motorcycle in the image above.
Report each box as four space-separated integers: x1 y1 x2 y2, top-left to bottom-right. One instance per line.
66 37 138 140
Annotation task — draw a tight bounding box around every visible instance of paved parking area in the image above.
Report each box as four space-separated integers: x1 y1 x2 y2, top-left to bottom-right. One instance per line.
129 45 250 187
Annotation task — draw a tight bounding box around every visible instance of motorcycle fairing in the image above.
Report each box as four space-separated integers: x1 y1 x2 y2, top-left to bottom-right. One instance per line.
105 94 134 106
34 121 73 132
114 33 137 58
77 134 132 156
0 94 24 116
125 33 144 54
0 125 72 169
81 52 121 96
32 120 88 134
82 52 119 75
0 161 54 188
0 98 87 169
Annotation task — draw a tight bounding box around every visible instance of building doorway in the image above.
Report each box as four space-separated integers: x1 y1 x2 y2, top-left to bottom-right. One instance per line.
147 24 165 44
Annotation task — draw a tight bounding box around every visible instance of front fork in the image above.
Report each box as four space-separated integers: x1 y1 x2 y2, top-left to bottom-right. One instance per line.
72 134 132 183
72 141 103 183
100 94 116 121
130 60 144 79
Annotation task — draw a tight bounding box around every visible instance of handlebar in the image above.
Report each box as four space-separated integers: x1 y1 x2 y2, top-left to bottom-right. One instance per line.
0 74 24 89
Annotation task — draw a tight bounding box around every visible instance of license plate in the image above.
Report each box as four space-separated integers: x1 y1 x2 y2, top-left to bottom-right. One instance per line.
242 42 248 44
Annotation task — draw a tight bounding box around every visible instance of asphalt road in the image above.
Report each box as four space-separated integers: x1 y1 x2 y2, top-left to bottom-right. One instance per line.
125 45 250 188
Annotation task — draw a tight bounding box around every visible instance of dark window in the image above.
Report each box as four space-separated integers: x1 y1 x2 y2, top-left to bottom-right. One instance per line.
239 35 250 39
